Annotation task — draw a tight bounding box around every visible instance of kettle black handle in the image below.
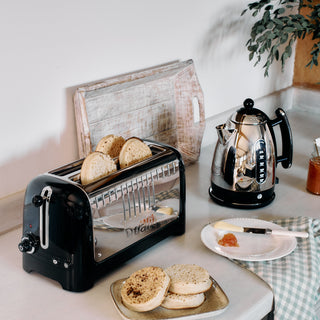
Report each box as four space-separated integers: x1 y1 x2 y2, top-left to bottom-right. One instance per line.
270 108 293 168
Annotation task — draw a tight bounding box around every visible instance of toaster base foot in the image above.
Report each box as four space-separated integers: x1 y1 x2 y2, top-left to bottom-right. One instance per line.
209 185 275 209
22 253 94 292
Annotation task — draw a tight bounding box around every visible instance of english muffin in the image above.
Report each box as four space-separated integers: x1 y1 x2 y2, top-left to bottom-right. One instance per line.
165 264 212 295
161 292 205 310
80 152 116 185
119 138 152 169
120 266 170 312
95 134 125 158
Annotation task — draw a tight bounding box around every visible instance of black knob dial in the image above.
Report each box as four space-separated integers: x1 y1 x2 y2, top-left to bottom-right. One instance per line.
18 234 39 254
243 98 254 109
32 195 44 207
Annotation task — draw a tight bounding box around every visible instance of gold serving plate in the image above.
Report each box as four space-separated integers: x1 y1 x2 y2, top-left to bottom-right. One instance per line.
110 276 229 320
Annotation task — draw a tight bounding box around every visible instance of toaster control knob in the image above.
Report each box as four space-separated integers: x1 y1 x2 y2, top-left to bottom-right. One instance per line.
18 234 39 254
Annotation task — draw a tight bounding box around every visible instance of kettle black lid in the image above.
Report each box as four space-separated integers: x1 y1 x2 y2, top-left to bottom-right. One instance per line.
229 98 269 125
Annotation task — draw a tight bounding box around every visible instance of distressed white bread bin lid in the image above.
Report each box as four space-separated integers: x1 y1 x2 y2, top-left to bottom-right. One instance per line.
73 59 205 165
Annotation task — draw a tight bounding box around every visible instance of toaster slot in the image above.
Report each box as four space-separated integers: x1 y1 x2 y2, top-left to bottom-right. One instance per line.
90 160 180 262
47 143 171 187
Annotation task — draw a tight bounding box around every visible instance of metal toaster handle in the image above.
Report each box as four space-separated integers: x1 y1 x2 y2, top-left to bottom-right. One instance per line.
39 186 52 249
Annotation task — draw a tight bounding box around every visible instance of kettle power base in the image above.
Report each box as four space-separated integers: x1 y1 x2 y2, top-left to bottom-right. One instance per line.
208 185 275 209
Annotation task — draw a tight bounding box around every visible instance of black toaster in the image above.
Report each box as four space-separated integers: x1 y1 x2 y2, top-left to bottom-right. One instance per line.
18 140 185 292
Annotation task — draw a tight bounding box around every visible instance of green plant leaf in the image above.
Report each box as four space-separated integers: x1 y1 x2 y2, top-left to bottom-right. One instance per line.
267 21 274 29
285 45 292 57
265 5 274 11
241 9 247 16
274 8 285 16
284 26 296 32
280 33 289 43
266 31 276 39
273 18 284 26
242 0 320 77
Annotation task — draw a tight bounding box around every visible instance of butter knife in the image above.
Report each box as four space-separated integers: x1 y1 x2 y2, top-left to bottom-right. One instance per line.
213 221 309 238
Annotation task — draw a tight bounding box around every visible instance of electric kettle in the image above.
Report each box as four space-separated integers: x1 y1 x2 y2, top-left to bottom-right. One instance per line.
209 98 293 208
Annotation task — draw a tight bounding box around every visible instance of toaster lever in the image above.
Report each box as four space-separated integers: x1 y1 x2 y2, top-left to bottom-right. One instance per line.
39 186 52 250
32 195 44 207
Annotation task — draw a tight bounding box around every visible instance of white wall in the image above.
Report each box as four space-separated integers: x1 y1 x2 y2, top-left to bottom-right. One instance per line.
0 0 294 198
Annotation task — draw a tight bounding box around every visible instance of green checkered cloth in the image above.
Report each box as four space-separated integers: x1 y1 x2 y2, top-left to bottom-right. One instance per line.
235 217 320 320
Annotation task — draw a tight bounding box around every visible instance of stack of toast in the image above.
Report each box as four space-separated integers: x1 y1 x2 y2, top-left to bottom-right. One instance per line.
120 264 212 312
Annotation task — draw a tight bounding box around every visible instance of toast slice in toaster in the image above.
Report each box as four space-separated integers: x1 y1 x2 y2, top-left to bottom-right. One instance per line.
95 134 125 159
80 152 117 185
119 138 152 169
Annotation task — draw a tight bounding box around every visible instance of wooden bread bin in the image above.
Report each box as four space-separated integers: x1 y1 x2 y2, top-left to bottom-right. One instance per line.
73 59 205 165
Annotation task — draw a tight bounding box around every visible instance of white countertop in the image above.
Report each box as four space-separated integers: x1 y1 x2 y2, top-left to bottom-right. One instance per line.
1 102 320 320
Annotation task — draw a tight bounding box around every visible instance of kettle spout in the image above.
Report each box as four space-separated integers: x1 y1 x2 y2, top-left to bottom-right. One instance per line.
216 124 236 144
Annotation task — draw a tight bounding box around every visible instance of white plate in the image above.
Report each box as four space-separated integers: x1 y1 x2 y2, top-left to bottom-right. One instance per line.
201 218 297 261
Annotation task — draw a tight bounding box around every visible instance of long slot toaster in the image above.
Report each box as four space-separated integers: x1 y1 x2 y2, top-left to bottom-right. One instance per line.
18 140 185 292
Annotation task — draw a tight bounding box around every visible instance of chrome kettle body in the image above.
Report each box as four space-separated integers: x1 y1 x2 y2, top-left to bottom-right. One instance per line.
209 98 293 208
